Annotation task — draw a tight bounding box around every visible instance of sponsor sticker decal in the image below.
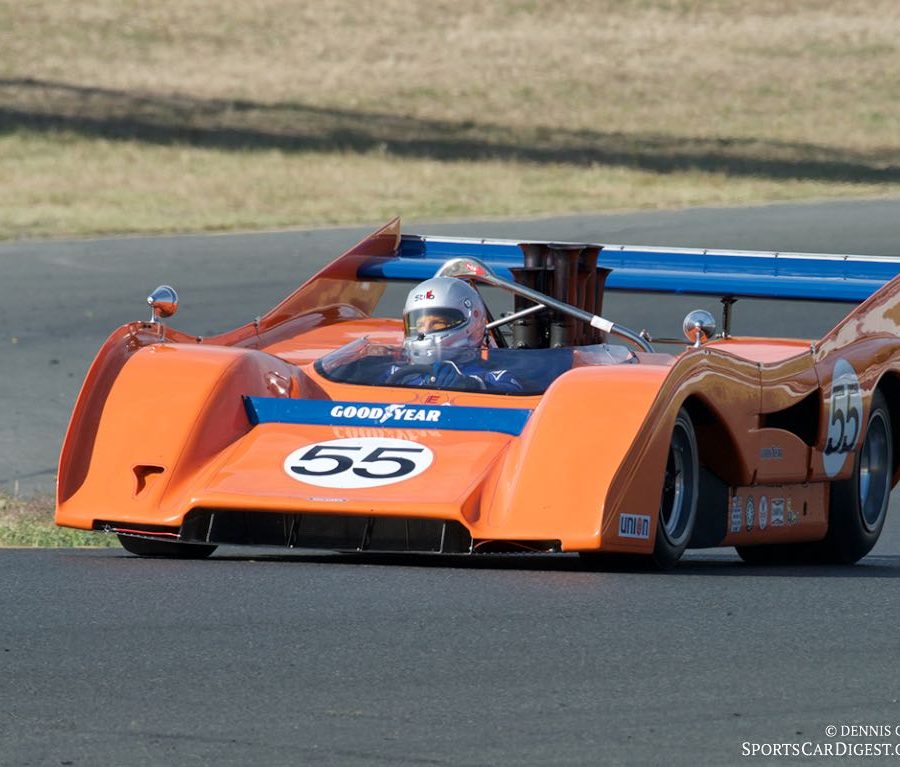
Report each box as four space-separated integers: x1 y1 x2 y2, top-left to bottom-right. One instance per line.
760 446 784 460
246 397 531 436
787 498 799 526
745 497 754 532
759 496 768 531
771 498 785 527
823 358 863 478
284 437 433 489
730 495 742 534
330 404 442 424
619 513 651 540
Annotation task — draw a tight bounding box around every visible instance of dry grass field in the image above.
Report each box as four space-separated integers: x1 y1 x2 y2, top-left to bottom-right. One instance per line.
1 0 899 236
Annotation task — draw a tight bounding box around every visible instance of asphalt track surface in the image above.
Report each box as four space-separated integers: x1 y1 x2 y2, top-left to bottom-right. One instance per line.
3 199 900 766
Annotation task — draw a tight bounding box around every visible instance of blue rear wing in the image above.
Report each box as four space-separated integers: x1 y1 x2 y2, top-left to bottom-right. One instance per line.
356 235 900 303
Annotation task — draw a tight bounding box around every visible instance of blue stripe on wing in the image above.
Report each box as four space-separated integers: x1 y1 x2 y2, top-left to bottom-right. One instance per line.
354 235 900 303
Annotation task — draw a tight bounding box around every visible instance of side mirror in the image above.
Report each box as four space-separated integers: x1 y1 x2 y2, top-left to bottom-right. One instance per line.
682 309 716 347
434 257 496 280
147 285 178 322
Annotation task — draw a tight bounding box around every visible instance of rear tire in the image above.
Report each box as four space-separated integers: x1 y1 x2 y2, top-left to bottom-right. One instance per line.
820 389 893 564
652 408 700 569
117 534 217 559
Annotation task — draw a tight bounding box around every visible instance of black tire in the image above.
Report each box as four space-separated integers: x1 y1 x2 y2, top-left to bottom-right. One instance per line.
117 534 217 559
652 408 700 569
820 388 893 564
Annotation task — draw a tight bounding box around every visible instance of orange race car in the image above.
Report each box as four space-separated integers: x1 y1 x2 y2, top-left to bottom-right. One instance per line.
56 219 900 567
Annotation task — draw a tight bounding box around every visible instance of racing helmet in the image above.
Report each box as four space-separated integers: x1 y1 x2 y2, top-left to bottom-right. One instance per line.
402 277 487 364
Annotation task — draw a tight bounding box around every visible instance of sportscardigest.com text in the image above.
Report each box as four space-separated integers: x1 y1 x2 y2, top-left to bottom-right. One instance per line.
743 726 900 758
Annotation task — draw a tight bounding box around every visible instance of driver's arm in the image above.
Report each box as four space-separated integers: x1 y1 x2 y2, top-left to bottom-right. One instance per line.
483 368 523 393
434 360 486 390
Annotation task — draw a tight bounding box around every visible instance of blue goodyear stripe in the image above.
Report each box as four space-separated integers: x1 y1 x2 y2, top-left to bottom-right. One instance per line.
245 397 531 436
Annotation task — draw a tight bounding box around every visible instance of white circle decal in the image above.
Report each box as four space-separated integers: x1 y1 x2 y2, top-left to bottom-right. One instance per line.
283 437 433 488
823 358 863 478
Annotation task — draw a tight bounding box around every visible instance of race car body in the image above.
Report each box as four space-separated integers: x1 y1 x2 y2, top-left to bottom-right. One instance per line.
56 218 900 566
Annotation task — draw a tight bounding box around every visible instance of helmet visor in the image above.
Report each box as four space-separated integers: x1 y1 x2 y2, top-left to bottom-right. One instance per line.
404 307 466 337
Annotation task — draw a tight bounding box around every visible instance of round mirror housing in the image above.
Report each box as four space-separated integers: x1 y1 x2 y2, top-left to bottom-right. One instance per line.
147 285 178 322
434 257 496 280
682 309 716 346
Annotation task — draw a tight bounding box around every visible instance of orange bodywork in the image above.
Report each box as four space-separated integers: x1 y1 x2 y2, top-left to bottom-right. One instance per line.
56 219 900 556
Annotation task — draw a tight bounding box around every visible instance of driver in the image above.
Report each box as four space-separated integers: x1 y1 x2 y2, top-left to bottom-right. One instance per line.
384 277 522 392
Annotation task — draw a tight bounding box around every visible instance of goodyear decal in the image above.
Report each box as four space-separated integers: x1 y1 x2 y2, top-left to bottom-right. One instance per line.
245 397 531 436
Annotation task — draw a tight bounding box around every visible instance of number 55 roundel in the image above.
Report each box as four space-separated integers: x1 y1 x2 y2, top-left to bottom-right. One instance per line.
284 437 434 489
823 358 863 478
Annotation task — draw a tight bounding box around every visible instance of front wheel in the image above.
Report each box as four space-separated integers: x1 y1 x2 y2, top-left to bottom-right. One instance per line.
652 408 700 568
117 534 217 559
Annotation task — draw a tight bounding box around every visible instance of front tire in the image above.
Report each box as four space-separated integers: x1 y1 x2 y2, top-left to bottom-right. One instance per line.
118 534 217 559
652 408 700 568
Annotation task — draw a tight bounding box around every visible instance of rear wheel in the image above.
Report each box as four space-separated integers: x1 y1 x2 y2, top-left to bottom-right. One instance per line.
652 408 700 568
821 389 893 564
117 534 217 559
737 389 894 566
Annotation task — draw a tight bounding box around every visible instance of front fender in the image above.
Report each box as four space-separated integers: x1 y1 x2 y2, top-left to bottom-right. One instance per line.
56 342 297 529
475 364 673 552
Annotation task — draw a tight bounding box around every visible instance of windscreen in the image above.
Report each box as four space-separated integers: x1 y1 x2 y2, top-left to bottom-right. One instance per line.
315 338 632 395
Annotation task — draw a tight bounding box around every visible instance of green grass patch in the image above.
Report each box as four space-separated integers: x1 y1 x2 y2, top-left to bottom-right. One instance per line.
0 493 117 547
